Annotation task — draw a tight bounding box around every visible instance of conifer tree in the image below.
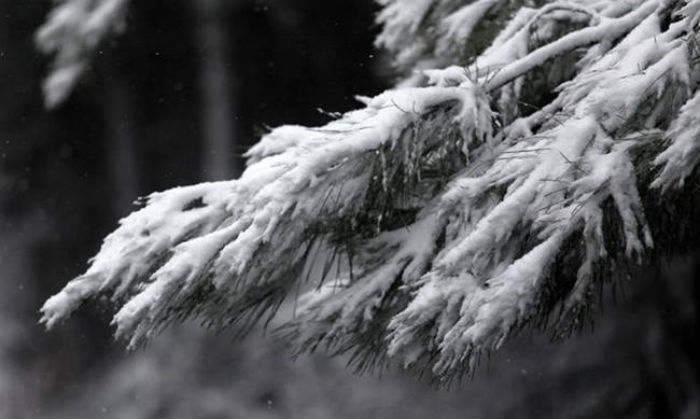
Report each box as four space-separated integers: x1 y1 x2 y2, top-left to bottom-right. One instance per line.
40 0 700 382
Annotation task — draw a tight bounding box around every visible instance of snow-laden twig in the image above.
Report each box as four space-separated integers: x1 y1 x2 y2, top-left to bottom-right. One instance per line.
40 0 700 380
37 0 130 107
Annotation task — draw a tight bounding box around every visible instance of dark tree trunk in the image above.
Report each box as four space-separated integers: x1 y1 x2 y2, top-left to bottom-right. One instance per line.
103 75 140 216
195 0 237 180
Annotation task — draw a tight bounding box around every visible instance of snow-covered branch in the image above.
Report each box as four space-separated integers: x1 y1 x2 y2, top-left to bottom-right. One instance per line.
41 0 700 380
37 0 130 107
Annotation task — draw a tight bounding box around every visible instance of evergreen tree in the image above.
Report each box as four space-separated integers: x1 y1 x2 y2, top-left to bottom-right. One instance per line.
40 0 700 382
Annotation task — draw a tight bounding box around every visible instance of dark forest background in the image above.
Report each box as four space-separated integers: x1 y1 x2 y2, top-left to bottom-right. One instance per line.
0 1 698 418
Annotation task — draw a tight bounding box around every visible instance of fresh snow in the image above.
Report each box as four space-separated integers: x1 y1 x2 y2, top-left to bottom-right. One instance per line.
40 0 700 379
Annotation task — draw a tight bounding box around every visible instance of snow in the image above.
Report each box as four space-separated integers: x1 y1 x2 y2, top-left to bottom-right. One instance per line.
375 0 435 68
36 0 129 107
40 0 700 379
486 1 659 91
653 91 700 190
436 0 499 57
681 0 700 29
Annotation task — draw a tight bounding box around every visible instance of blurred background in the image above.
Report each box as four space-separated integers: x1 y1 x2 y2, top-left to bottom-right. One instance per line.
0 1 698 418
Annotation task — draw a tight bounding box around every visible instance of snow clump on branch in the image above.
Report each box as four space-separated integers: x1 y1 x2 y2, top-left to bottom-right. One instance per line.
40 0 700 381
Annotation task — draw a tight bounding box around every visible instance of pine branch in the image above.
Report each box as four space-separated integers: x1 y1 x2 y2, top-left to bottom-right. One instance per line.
36 0 130 107
39 0 700 382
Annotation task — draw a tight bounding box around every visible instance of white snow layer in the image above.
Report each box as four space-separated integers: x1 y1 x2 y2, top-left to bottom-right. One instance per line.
40 0 700 378
37 0 130 107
